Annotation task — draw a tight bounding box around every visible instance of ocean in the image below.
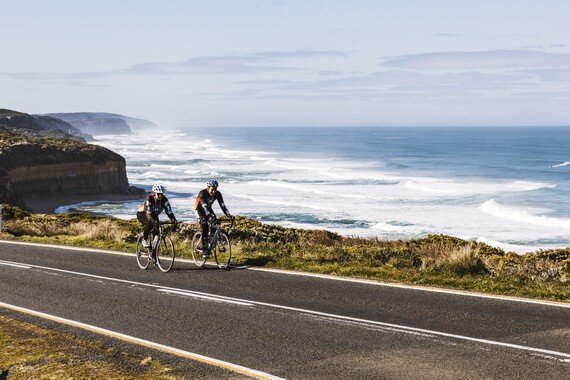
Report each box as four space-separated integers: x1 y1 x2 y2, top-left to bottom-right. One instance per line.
58 127 570 254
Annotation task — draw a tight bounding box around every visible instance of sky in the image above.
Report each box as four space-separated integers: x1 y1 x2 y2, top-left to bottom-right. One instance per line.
1 0 570 128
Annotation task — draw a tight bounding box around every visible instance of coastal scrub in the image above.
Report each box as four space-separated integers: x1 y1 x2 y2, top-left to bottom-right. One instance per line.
1 205 568 301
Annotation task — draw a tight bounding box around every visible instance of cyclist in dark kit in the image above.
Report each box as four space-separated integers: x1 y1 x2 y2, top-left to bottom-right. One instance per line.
193 179 234 258
137 183 178 248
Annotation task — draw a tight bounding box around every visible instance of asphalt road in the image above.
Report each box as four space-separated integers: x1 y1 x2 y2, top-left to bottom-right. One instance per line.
0 241 569 379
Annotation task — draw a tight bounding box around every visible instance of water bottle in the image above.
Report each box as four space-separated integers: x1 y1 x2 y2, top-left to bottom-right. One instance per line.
153 235 159 249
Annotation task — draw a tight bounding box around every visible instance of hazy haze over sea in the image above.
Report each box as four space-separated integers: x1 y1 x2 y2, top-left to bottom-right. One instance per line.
59 127 570 254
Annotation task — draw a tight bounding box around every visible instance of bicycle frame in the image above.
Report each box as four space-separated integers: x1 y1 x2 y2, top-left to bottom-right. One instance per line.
206 222 221 251
150 224 167 253
206 218 234 251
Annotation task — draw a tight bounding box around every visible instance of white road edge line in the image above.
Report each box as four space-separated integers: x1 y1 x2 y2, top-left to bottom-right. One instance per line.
248 267 570 309
2 257 569 362
1 239 569 309
0 301 284 380
0 260 31 269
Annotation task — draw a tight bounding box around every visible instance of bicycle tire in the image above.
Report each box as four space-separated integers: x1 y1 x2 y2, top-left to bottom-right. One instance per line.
156 236 175 273
191 232 207 267
135 235 150 270
214 232 231 269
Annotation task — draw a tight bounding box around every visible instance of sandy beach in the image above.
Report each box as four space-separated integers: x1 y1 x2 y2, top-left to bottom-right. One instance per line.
22 193 145 214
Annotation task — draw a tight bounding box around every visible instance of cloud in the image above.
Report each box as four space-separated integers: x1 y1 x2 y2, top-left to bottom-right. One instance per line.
235 79 295 85
318 70 345 76
525 68 570 82
119 50 347 76
228 69 536 101
433 33 462 38
4 72 107 81
382 50 570 70
118 56 299 76
1 49 347 80
243 49 348 60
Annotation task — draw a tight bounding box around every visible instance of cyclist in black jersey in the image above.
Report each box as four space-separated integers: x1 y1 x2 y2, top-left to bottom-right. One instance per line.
137 184 178 248
193 179 233 257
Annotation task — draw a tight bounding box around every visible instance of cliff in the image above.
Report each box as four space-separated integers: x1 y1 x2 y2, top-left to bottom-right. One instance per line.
45 112 159 134
0 132 131 203
46 113 132 135
0 109 92 141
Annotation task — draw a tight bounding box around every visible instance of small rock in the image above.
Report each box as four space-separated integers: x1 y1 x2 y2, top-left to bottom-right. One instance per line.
140 356 153 366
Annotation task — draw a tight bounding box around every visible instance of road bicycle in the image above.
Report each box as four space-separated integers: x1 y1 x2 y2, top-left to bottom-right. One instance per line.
191 217 234 269
135 221 176 272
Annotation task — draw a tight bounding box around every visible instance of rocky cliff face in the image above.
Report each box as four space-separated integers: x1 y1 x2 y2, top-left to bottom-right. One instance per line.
46 113 132 135
0 133 131 202
0 109 92 141
45 112 160 134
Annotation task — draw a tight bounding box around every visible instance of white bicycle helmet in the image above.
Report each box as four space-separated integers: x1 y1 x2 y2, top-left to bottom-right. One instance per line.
152 183 165 194
206 179 219 188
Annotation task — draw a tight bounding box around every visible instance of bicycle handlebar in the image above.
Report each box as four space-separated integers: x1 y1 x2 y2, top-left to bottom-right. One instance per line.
207 216 235 229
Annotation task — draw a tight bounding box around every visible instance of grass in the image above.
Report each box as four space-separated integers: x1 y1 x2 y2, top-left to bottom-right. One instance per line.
1 204 569 302
0 314 183 379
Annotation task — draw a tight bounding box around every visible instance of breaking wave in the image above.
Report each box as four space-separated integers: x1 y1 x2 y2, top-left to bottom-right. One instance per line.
480 199 570 229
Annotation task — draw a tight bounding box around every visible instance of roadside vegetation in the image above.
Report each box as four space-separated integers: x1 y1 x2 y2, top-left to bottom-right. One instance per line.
1 204 569 301
0 314 182 379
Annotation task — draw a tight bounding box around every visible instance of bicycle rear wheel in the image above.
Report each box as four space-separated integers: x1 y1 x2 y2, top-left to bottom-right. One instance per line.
156 236 175 272
214 232 231 269
191 232 207 267
135 235 150 270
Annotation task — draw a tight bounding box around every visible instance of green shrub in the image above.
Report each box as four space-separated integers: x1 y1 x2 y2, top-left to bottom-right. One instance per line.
1 204 30 220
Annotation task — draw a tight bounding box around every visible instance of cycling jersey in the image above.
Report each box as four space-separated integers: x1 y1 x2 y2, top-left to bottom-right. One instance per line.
136 193 176 241
193 188 230 219
142 194 175 221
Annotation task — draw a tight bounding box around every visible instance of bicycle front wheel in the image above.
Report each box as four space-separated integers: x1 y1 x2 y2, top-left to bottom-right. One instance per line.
135 235 150 270
156 236 175 273
214 232 231 269
191 232 206 268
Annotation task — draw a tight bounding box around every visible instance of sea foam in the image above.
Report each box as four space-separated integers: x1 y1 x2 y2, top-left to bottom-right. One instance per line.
480 199 570 229
551 161 570 168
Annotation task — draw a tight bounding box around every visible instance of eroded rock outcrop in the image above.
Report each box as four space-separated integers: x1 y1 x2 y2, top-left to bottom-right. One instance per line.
0 133 130 200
